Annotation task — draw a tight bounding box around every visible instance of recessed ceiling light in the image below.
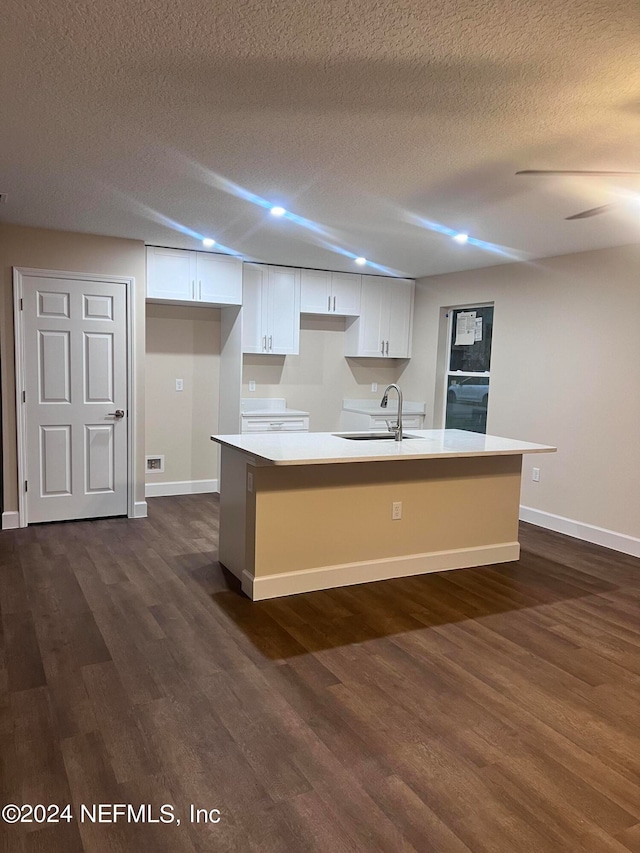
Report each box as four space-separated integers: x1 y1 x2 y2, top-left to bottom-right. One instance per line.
202 238 216 248
355 257 367 266
453 233 469 244
270 206 286 217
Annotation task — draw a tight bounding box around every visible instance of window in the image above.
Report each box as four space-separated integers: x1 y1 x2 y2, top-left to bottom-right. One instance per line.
444 305 494 434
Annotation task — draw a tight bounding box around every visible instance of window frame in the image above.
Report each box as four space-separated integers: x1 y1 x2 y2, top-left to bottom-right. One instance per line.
442 303 494 431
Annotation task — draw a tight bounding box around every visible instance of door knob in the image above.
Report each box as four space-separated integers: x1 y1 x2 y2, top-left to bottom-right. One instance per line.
107 410 125 419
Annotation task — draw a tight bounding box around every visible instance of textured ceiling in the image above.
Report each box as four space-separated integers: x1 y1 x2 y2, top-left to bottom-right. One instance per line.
2 0 639 277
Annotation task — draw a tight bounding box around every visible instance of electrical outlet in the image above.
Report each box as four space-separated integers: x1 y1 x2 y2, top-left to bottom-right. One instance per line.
371 382 378 392
532 467 540 482
145 455 164 473
248 380 256 392
392 501 402 520
175 379 183 391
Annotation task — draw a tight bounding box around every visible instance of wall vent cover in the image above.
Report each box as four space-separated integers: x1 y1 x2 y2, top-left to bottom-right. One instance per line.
145 455 164 473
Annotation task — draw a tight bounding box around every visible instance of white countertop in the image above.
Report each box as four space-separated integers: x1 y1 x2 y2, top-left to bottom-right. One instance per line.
211 429 556 466
241 397 309 417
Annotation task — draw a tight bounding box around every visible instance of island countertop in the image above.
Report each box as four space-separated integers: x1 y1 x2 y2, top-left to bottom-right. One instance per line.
211 429 556 466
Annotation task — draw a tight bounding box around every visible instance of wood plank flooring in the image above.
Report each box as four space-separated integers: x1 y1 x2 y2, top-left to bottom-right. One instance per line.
1 493 640 851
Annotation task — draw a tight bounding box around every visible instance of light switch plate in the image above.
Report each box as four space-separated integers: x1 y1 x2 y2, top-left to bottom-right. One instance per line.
248 380 256 392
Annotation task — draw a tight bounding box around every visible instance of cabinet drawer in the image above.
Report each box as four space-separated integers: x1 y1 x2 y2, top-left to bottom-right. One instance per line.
369 415 424 430
242 417 309 433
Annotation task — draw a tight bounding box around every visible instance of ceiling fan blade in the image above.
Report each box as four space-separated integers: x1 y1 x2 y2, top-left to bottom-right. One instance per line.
565 203 617 220
516 169 640 176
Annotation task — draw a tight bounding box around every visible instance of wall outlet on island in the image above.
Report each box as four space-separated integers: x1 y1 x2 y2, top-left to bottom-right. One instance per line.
248 380 256 392
392 501 402 520
371 382 378 392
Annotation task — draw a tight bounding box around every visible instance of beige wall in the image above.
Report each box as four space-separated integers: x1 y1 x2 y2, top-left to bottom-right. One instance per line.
242 315 408 430
145 304 221 485
0 223 146 514
402 244 640 539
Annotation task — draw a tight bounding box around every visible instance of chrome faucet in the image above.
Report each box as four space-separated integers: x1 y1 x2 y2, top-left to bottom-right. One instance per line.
380 383 403 441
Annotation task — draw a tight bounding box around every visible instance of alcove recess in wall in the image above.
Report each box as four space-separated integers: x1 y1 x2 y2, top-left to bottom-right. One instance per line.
145 303 223 489
240 314 408 434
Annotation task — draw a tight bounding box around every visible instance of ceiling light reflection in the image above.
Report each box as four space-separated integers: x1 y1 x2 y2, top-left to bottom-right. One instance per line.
405 213 523 260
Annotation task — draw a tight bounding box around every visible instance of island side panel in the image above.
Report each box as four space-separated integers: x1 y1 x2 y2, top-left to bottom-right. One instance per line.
218 446 255 580
247 455 523 599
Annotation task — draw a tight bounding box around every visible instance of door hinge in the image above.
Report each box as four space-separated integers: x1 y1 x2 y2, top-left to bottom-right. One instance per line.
20 298 23 310
25 480 28 493
22 390 26 403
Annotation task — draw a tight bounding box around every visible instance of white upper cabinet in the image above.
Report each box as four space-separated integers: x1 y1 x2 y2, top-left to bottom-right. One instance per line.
146 247 242 306
146 247 194 301
300 269 361 316
242 264 301 355
196 252 243 304
344 276 414 358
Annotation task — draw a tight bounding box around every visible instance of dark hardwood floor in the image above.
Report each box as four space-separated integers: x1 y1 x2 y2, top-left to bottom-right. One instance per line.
1 494 640 852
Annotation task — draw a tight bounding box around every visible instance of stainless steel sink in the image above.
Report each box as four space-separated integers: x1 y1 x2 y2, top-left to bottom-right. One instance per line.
333 432 418 441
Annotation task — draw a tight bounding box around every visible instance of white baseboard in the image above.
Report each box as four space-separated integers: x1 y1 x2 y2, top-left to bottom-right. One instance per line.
132 501 148 519
242 541 520 601
519 505 640 558
145 479 219 498
1 511 20 530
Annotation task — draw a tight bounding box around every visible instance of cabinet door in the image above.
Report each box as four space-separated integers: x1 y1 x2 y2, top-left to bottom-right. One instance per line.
196 253 242 305
353 276 386 356
242 264 267 353
146 247 195 301
331 272 361 316
386 279 414 358
300 268 331 314
266 266 300 354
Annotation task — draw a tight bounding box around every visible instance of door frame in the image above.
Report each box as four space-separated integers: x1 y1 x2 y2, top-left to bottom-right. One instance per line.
13 267 137 528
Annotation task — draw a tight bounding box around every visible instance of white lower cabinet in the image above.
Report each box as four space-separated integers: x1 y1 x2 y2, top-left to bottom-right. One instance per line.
300 269 361 316
344 276 414 358
339 411 425 431
146 247 242 305
242 264 301 354
242 415 309 433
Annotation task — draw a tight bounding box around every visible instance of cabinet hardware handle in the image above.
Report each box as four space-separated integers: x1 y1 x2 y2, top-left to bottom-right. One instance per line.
328 295 331 311
381 340 385 355
192 280 196 300
262 335 267 351
269 335 273 351
385 340 389 356
333 296 336 312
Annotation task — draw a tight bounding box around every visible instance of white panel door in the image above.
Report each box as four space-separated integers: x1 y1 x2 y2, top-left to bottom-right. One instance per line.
22 275 128 522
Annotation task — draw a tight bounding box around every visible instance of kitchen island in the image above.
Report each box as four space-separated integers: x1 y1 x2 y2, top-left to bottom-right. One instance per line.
211 429 555 600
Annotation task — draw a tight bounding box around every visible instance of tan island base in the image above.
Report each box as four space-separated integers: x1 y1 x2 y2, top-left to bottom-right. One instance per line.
219 447 523 600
